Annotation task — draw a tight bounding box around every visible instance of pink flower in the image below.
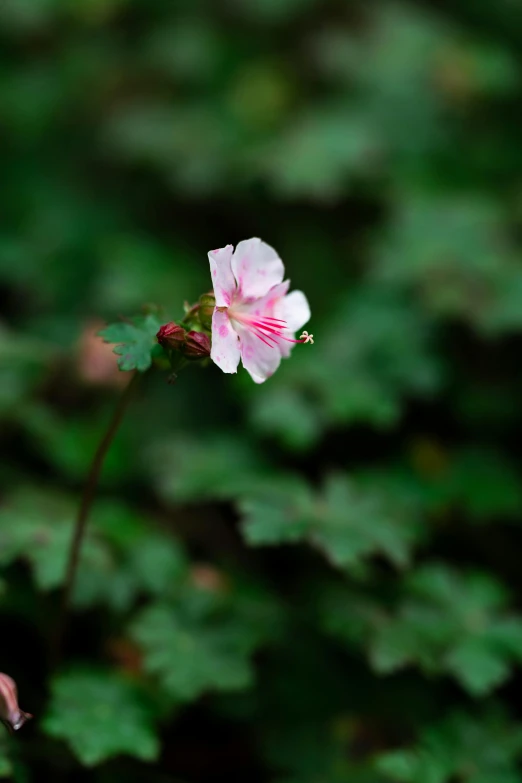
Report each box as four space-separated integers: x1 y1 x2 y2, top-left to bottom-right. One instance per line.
208 238 312 383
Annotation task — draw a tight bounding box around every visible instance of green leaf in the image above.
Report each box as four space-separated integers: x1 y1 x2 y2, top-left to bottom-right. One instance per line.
0 734 12 779
446 638 509 696
0 488 111 594
126 533 188 597
367 565 522 694
130 584 281 702
148 434 269 503
240 472 422 571
0 488 188 612
376 710 522 783
43 670 159 766
246 286 441 447
0 325 55 415
131 603 253 700
249 386 323 451
373 192 522 333
399 448 522 522
312 474 420 570
22 404 130 483
99 313 163 372
85 506 188 611
240 477 315 545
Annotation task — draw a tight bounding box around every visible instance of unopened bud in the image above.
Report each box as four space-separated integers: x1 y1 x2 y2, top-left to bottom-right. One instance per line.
0 674 32 732
157 323 186 351
198 293 216 330
182 330 211 359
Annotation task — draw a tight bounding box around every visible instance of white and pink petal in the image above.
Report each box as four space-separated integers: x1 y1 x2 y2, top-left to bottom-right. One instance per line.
238 280 290 321
231 238 285 300
274 290 311 358
210 309 241 374
236 325 283 383
276 290 311 332
208 245 236 307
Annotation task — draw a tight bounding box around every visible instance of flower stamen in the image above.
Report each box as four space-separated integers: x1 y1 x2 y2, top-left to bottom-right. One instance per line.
229 311 313 348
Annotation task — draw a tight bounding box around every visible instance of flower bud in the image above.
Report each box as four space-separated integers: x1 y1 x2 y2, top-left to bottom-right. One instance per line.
198 293 215 330
0 674 32 732
182 330 211 359
157 323 186 351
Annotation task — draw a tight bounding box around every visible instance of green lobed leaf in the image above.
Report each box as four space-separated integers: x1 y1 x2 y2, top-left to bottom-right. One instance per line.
99 313 163 372
240 477 315 545
376 709 522 783
130 582 282 703
43 669 159 766
245 286 442 449
0 488 188 612
147 434 269 503
0 488 111 594
240 472 422 571
368 565 522 694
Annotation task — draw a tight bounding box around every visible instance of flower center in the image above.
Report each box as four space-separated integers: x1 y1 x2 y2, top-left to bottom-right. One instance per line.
228 309 312 348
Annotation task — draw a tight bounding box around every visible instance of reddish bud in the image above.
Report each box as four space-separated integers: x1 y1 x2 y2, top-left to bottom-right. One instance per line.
157 323 186 350
0 674 32 732
182 330 211 359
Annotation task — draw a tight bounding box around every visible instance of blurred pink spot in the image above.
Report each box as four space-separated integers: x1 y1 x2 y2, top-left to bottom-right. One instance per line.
77 320 129 389
191 564 228 593
219 325 228 337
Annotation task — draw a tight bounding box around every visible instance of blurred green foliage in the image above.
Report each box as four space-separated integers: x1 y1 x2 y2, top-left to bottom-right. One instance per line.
2 0 522 781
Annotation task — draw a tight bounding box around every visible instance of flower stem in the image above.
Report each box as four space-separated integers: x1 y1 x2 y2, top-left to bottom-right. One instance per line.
53 372 139 664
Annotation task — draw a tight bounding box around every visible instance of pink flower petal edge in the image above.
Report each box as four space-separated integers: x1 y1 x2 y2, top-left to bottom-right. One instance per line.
207 238 312 383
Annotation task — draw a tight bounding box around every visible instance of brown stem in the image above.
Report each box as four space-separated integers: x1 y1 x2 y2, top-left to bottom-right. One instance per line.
53 372 139 664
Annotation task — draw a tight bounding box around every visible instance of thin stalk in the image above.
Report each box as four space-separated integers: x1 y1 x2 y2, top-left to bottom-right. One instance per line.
53 372 139 664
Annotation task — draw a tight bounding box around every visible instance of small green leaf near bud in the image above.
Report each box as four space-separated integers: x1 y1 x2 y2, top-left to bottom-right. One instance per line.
99 313 163 372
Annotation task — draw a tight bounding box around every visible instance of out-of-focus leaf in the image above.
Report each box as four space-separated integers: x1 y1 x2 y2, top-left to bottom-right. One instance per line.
0 734 11 779
0 488 187 612
240 472 422 570
376 709 522 783
240 477 315 545
147 434 269 502
312 474 420 570
0 326 56 413
249 386 323 450
246 286 442 448
357 447 522 523
367 565 522 695
22 404 130 483
43 670 159 766
372 193 522 332
263 106 380 199
130 583 281 702
231 0 321 24
0 488 110 594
